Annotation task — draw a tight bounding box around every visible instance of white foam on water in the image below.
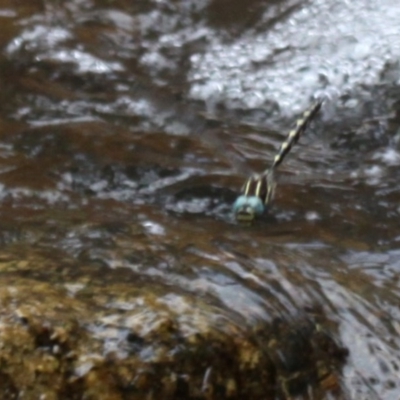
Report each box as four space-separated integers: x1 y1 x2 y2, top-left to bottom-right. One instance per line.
188 0 400 114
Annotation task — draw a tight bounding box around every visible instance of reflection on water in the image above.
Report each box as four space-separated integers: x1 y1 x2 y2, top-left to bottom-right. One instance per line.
0 0 400 398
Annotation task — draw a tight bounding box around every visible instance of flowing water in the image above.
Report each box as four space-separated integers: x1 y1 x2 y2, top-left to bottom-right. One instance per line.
0 0 400 398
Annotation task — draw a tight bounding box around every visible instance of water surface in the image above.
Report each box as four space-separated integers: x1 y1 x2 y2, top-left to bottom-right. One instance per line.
0 0 400 398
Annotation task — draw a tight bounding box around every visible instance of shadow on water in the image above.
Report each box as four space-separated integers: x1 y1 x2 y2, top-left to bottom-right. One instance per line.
0 0 400 398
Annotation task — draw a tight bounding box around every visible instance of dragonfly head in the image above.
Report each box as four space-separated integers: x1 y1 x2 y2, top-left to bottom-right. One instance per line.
233 195 265 222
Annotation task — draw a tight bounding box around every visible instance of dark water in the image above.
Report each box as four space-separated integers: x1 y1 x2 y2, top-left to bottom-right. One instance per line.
1 0 400 398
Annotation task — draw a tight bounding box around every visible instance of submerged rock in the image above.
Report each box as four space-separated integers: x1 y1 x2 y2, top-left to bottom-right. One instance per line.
0 251 347 400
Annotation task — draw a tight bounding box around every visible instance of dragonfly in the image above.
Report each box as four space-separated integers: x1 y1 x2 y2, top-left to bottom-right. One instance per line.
233 100 323 222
